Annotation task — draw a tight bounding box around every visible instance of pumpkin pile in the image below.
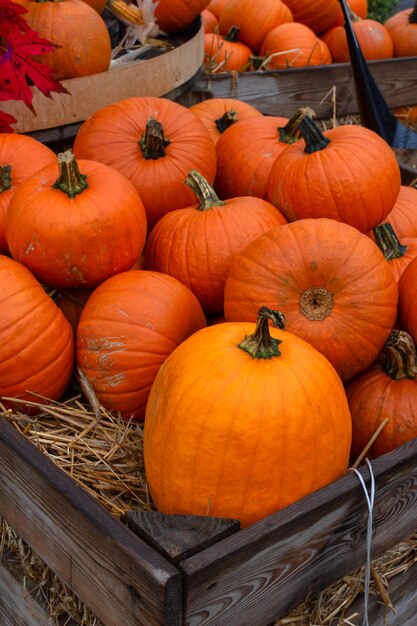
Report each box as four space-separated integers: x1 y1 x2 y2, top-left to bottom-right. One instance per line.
2 94 417 529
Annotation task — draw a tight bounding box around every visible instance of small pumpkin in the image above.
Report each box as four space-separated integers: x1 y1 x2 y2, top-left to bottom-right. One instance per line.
385 3 417 57
370 185 417 239
398 255 417 345
204 26 254 71
201 8 218 32
189 98 262 145
322 15 393 62
260 22 332 69
373 223 417 283
144 306 352 527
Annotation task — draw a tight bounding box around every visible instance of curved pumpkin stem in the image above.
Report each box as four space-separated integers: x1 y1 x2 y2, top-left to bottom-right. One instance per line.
0 165 11 193
139 117 171 159
215 110 238 134
373 223 408 260
381 330 417 380
224 26 240 42
297 116 331 154
278 107 316 145
185 170 226 211
53 150 88 198
238 306 285 359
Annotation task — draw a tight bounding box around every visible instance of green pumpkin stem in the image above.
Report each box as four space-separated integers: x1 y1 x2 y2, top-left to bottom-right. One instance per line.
373 223 408 260
185 170 226 210
139 117 170 159
297 116 331 154
52 150 88 198
0 165 12 193
381 330 417 380
278 107 316 145
215 110 238 134
238 306 285 359
224 26 240 42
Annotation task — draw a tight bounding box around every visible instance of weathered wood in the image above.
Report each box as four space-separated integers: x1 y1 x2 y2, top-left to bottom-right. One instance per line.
180 438 417 626
176 56 417 119
0 417 182 626
122 511 240 565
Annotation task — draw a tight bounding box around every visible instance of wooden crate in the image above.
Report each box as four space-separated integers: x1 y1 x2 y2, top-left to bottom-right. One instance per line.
1 406 417 626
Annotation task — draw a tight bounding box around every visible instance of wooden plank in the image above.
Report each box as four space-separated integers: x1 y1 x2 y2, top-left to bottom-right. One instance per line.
180 437 417 626
176 56 417 119
0 417 182 626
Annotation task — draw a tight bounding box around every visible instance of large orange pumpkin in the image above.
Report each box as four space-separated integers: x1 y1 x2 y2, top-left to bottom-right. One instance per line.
0 255 74 410
322 18 393 62
144 170 287 313
265 116 401 233
347 330 417 459
6 150 147 289
260 22 332 69
155 0 211 33
385 4 417 57
76 270 207 421
73 97 217 231
281 0 340 33
189 98 262 145
0 133 56 254
224 218 399 381
398 256 417 345
144 307 352 528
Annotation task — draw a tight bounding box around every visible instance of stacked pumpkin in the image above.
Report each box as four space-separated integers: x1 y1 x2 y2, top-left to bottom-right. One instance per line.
3 94 417 529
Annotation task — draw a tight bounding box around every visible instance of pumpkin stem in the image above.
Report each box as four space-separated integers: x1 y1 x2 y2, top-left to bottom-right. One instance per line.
139 117 170 159
409 3 417 24
278 107 316 145
52 150 88 198
0 165 12 193
373 223 408 260
224 26 240 42
297 116 331 154
215 110 238 134
185 170 226 210
238 306 285 359
381 330 417 380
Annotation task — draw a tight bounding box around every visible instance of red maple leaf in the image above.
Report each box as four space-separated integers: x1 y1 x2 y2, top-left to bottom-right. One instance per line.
0 110 17 133
0 28 69 113
0 0 31 37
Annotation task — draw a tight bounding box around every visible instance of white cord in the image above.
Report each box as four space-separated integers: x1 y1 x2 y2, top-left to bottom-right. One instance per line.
349 458 375 626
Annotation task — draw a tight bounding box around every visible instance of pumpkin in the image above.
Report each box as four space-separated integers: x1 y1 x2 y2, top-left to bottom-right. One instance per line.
214 108 311 200
144 306 352 528
206 0 228 18
265 115 401 233
331 0 367 27
14 0 111 80
54 287 93 334
370 185 417 239
393 105 417 130
0 133 56 254
154 0 211 33
260 22 332 69
204 27 253 71
385 3 417 57
144 170 287 313
398 255 417 344
281 0 340 34
80 0 106 12
224 218 399 381
73 97 217 231
218 0 293 53
321 17 393 62
347 330 417 459
189 98 262 145
0 255 74 410
76 270 207 420
372 223 417 283
201 8 218 32
6 150 147 289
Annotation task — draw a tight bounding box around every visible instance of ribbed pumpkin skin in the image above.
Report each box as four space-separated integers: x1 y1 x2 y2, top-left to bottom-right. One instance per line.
144 320 352 527
201 9 218 32
15 0 111 79
371 186 417 239
6 158 147 289
266 125 401 233
383 237 417 283
204 31 253 71
261 23 332 69
214 115 290 199
76 270 207 421
0 134 56 254
0 255 74 409
282 0 340 33
224 218 399 381
73 97 217 231
144 196 287 313
189 98 262 145
399 257 417 344
385 7 417 57
155 0 211 33
218 0 293 52
322 20 393 62
206 0 227 18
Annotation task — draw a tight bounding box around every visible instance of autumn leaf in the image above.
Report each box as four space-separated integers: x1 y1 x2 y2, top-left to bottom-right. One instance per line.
0 111 17 133
0 0 31 37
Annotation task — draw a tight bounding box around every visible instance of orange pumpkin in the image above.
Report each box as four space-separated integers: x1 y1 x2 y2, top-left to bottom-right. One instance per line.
204 27 253 71
261 22 332 69
144 306 352 527
6 150 147 289
373 223 417 283
370 185 417 239
201 8 218 32
0 255 74 410
206 0 228 18
155 0 211 33
265 116 401 233
14 0 111 79
347 330 417 459
80 0 106 12
73 97 217 231
224 218 399 381
76 270 207 420
144 170 287 313
322 18 393 62
398 255 417 345
393 105 417 130
331 0 367 27
281 0 340 33
54 288 93 334
0 134 56 254
385 4 417 57
189 97 262 144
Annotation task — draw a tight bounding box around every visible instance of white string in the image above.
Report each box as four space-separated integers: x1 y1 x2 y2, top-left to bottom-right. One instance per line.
349 458 375 626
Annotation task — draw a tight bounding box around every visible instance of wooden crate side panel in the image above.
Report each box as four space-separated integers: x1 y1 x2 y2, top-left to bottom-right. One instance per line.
181 438 417 626
176 57 417 118
0 418 181 626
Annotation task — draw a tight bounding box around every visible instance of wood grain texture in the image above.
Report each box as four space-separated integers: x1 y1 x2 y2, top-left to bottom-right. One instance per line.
0 418 181 626
176 57 417 119
180 438 417 626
